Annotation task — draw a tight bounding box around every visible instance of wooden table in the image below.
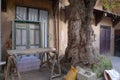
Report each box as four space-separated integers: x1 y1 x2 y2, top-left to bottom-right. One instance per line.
6 48 61 80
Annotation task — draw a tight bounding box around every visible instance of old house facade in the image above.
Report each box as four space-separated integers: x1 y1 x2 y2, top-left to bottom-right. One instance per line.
1 0 55 61
93 0 120 56
0 0 120 62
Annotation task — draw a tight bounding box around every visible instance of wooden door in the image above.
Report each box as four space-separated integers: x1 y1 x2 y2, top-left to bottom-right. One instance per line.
100 26 111 54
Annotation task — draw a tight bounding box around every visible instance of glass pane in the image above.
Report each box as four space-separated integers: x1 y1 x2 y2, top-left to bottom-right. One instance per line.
29 23 39 29
39 10 48 48
44 22 48 47
39 10 48 21
16 29 21 45
35 30 39 44
28 8 38 21
40 23 45 47
16 6 27 20
29 24 35 29
29 23 40 45
22 30 27 45
15 7 49 49
16 23 27 29
30 30 34 44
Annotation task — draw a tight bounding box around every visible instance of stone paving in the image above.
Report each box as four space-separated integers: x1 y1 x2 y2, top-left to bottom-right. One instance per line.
12 69 63 80
109 56 120 73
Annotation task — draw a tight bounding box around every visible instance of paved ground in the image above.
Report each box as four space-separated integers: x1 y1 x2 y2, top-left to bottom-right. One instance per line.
6 56 120 80
109 56 120 73
11 68 63 80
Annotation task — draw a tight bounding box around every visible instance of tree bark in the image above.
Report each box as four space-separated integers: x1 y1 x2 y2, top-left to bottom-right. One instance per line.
61 0 98 67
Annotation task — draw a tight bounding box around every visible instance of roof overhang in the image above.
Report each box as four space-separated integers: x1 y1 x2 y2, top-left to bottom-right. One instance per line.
94 9 120 27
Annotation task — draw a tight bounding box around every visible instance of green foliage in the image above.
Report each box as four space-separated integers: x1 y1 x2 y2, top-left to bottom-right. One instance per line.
91 55 112 78
101 0 120 11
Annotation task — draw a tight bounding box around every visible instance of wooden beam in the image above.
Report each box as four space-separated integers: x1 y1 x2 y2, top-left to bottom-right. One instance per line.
94 9 104 26
1 0 7 12
52 0 59 16
94 9 120 27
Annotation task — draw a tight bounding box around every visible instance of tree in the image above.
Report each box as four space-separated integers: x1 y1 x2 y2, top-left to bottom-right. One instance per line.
61 0 98 68
102 0 120 11
60 0 120 68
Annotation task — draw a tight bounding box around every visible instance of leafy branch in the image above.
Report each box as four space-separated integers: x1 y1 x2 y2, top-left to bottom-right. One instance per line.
101 0 120 11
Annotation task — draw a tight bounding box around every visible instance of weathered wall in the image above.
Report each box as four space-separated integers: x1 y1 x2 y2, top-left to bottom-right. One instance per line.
92 17 114 55
115 22 120 29
94 0 103 10
1 0 15 60
1 0 55 60
59 10 68 56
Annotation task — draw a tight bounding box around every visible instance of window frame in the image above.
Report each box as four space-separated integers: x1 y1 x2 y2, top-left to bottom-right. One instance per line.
12 6 49 49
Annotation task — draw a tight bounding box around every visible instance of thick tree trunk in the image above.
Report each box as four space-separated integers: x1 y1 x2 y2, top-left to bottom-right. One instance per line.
61 0 98 67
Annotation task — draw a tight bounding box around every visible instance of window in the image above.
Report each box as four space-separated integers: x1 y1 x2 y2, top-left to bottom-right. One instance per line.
13 6 49 50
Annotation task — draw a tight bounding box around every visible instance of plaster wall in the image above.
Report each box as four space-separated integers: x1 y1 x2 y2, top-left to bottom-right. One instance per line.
59 10 68 56
115 22 120 29
94 0 103 10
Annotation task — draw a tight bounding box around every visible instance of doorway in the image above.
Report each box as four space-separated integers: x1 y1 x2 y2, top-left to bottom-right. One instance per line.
115 30 120 57
100 26 111 54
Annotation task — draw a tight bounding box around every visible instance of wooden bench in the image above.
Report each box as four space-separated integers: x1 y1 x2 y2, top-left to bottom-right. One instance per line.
6 48 61 80
0 61 6 66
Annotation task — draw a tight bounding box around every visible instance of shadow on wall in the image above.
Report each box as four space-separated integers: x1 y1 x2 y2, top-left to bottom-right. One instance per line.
2 32 12 61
